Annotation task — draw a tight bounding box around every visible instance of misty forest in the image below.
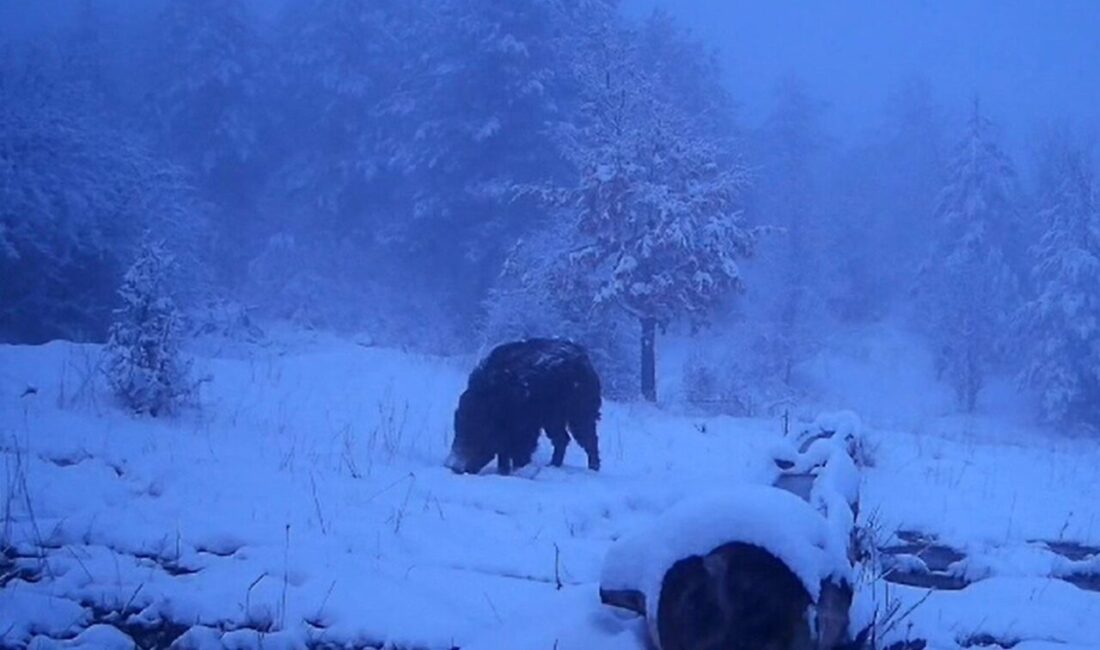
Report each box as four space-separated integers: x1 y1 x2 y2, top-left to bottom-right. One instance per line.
2 1 1100 649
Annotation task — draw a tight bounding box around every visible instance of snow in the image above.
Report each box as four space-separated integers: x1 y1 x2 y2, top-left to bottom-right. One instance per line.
859 578 1100 650
860 419 1100 546
3 335 1100 649
35 625 137 650
0 339 781 649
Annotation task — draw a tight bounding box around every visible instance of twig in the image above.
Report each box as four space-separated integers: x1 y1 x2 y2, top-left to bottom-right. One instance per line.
363 472 415 505
392 474 417 534
309 474 328 535
122 583 145 613
64 545 94 582
245 571 268 620
314 579 337 623
879 587 934 639
280 524 291 630
554 543 563 591
483 592 502 623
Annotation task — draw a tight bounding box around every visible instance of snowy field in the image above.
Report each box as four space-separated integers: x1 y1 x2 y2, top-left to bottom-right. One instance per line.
2 336 1099 649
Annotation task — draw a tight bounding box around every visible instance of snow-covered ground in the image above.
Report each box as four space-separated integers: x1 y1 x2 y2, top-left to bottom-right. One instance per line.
1 333 1099 649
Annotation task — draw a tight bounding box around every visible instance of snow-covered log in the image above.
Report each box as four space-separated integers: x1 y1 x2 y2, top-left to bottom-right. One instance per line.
599 486 859 650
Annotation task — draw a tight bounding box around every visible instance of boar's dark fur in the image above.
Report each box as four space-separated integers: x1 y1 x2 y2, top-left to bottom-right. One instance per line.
446 338 601 475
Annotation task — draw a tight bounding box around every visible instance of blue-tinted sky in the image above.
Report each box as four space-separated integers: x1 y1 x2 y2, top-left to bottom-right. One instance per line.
628 0 1100 143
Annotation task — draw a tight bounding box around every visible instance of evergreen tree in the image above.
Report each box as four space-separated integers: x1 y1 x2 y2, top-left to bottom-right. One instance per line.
1017 141 1100 426
152 0 263 214
269 0 581 331
752 76 828 384
62 0 112 104
827 77 947 321
106 241 194 417
0 52 201 343
410 0 581 297
876 78 948 273
921 101 1022 412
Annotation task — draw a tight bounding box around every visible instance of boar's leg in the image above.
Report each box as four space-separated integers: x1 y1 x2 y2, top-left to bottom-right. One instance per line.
510 424 541 470
568 417 600 471
545 421 570 467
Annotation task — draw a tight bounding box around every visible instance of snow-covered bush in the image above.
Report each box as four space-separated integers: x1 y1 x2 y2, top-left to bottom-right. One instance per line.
105 242 195 417
918 104 1023 412
679 336 799 417
188 296 264 343
681 351 757 416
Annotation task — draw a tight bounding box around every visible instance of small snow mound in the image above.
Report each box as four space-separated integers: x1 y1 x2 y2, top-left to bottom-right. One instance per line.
192 534 247 557
813 410 863 438
812 439 860 508
768 440 800 469
799 410 873 467
601 485 852 624
64 624 136 649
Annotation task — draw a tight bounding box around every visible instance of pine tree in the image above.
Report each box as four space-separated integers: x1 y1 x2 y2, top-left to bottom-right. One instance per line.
152 0 263 218
106 242 194 417
828 77 946 321
270 0 580 330
876 78 948 274
0 52 201 343
752 75 828 384
1017 143 1100 426
922 101 1022 412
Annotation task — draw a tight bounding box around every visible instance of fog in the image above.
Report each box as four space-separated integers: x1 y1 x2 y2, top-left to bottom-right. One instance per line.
630 0 1100 143
2 0 1098 428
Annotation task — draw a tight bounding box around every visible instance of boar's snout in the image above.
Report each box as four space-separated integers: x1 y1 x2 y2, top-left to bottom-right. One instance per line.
444 450 467 474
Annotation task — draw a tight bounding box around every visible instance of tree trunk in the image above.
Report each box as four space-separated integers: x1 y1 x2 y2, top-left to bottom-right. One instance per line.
641 317 657 402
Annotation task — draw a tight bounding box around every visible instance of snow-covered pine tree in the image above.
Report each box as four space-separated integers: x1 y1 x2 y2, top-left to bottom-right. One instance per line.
1017 143 1100 426
106 241 194 417
153 0 261 191
921 101 1022 412
271 0 583 334
151 0 265 279
553 17 755 401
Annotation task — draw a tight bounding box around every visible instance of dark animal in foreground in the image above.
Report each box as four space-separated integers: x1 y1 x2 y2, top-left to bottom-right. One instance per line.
445 338 601 475
657 542 861 650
